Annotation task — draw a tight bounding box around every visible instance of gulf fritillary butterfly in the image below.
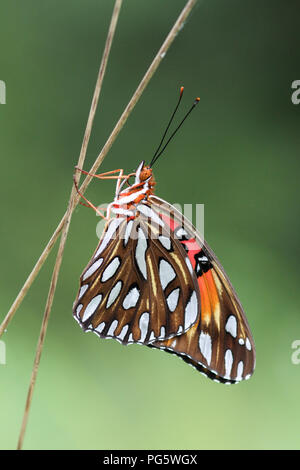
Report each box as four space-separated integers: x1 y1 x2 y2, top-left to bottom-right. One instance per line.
73 89 256 384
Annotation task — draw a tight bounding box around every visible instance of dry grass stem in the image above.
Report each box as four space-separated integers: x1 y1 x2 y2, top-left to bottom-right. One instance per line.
0 0 197 340
7 0 197 449
16 0 124 449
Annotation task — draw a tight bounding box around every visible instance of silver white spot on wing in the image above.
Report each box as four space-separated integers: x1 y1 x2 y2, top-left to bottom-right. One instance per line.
82 294 102 322
101 257 121 282
225 315 237 338
128 333 134 343
78 284 89 300
83 258 103 281
184 291 198 330
199 332 212 366
95 321 105 334
158 236 171 251
106 281 122 308
236 361 244 381
139 312 150 342
245 337 252 351
137 204 164 226
224 349 234 379
135 227 148 280
159 326 166 339
107 319 119 336
239 338 245 345
166 288 180 312
124 219 134 247
117 324 129 341
73 314 81 326
76 304 83 317
94 218 123 258
175 227 189 239
185 257 194 276
149 331 155 342
159 259 176 290
123 286 140 309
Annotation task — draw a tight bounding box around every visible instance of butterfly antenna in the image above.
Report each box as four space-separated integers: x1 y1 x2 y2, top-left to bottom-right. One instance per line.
150 96 200 167
150 86 184 168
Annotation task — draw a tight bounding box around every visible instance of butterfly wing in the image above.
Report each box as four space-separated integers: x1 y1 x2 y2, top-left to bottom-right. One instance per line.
73 208 201 345
147 196 256 384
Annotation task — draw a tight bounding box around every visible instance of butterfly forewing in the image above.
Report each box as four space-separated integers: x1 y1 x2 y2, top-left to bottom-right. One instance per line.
147 196 256 383
73 205 201 345
73 158 255 384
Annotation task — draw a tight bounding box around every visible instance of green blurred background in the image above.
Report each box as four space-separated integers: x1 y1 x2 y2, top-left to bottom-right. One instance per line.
0 0 300 450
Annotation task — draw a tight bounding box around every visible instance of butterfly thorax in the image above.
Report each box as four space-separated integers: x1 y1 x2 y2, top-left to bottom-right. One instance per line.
111 161 155 219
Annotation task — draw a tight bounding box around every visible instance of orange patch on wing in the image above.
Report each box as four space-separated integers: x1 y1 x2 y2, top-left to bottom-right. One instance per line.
198 276 212 324
198 269 220 325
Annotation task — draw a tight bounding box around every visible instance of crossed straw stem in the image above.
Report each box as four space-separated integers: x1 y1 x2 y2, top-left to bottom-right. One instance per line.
0 0 197 449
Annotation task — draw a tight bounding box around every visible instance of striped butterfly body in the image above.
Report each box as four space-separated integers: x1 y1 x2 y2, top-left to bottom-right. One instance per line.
73 160 256 384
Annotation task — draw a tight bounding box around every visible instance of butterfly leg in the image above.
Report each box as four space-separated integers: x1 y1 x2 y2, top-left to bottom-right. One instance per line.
115 169 124 197
74 167 133 181
104 169 125 220
73 175 108 219
78 201 107 212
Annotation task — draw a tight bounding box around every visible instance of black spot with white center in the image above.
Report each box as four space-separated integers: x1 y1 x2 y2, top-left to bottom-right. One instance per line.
194 250 213 277
174 227 191 241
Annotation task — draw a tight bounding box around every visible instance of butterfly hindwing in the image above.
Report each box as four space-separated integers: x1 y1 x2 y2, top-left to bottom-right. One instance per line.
73 206 201 345
147 196 256 383
73 158 255 384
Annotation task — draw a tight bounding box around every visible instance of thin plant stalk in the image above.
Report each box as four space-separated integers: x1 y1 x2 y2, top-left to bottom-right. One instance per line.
16 0 124 450
14 0 197 448
0 0 197 340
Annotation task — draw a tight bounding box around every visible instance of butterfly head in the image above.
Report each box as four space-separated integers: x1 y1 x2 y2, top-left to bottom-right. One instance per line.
114 160 155 205
134 160 154 185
